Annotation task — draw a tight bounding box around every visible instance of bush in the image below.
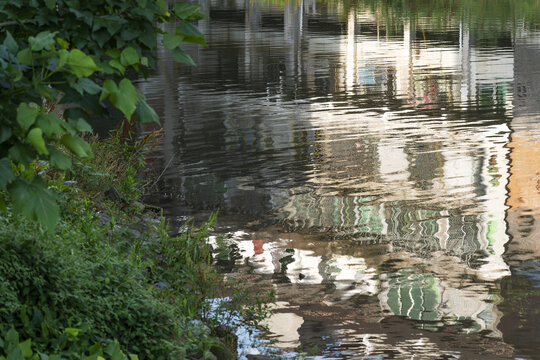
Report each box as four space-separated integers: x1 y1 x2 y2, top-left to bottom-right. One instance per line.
0 0 205 230
0 207 212 359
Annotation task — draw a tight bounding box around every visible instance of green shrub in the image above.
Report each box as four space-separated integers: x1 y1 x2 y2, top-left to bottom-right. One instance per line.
0 203 214 359
0 326 133 360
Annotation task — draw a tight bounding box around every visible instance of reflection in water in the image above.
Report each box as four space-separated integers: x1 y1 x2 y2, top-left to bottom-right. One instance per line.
140 0 540 358
499 35 540 360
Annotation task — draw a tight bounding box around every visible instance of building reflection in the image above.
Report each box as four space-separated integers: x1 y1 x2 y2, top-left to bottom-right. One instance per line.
140 0 540 356
497 34 540 359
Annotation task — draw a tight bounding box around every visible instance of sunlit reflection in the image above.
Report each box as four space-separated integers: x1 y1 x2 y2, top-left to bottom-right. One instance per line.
140 0 540 357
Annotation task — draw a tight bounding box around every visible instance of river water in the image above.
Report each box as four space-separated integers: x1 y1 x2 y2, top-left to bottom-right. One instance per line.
140 0 540 358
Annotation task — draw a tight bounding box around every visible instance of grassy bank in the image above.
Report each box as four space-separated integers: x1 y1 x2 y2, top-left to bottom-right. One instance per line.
0 132 270 360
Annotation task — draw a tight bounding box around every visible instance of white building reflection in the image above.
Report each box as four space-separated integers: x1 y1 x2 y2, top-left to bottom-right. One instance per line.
141 0 540 352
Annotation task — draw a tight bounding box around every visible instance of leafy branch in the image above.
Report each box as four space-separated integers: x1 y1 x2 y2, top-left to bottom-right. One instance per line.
0 0 206 231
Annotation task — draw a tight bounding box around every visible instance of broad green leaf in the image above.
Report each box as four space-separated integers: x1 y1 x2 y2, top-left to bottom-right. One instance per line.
172 48 196 66
36 113 64 137
8 144 35 165
120 25 140 41
177 22 204 37
9 178 59 232
109 59 125 75
155 0 168 14
188 12 206 21
19 339 32 358
173 3 201 20
162 33 184 50
109 79 139 119
133 99 159 123
7 345 21 360
69 8 93 26
177 22 206 46
71 118 92 132
105 341 124 360
0 125 12 143
49 148 72 170
140 56 148 66
89 343 102 356
45 0 56 9
28 31 57 51
6 64 22 82
99 61 116 75
92 28 111 48
100 79 118 101
61 134 92 158
0 196 6 212
78 78 102 94
20 305 29 327
16 48 32 65
101 15 126 35
120 47 139 66
6 328 18 344
139 30 156 49
17 103 40 133
64 108 91 128
35 84 57 100
27 128 49 155
105 49 121 59
0 158 15 188
61 120 76 134
3 31 18 53
57 49 68 69
68 76 84 94
181 34 206 46
57 37 69 49
64 328 80 337
68 49 100 78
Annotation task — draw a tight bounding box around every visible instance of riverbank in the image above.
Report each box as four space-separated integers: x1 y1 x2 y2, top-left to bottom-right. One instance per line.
0 132 270 359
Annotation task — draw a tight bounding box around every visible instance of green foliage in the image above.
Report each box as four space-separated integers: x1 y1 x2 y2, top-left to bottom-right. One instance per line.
9 177 59 232
0 197 220 359
0 0 206 230
0 326 134 360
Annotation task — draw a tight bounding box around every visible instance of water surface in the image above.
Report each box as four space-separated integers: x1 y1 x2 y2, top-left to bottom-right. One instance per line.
140 0 540 358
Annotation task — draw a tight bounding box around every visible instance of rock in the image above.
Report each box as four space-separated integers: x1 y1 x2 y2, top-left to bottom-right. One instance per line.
104 187 122 202
199 354 217 360
241 348 260 356
211 325 238 360
96 212 111 225
246 355 278 360
210 340 236 360
154 282 168 289
130 228 141 239
132 201 145 212
188 319 211 337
